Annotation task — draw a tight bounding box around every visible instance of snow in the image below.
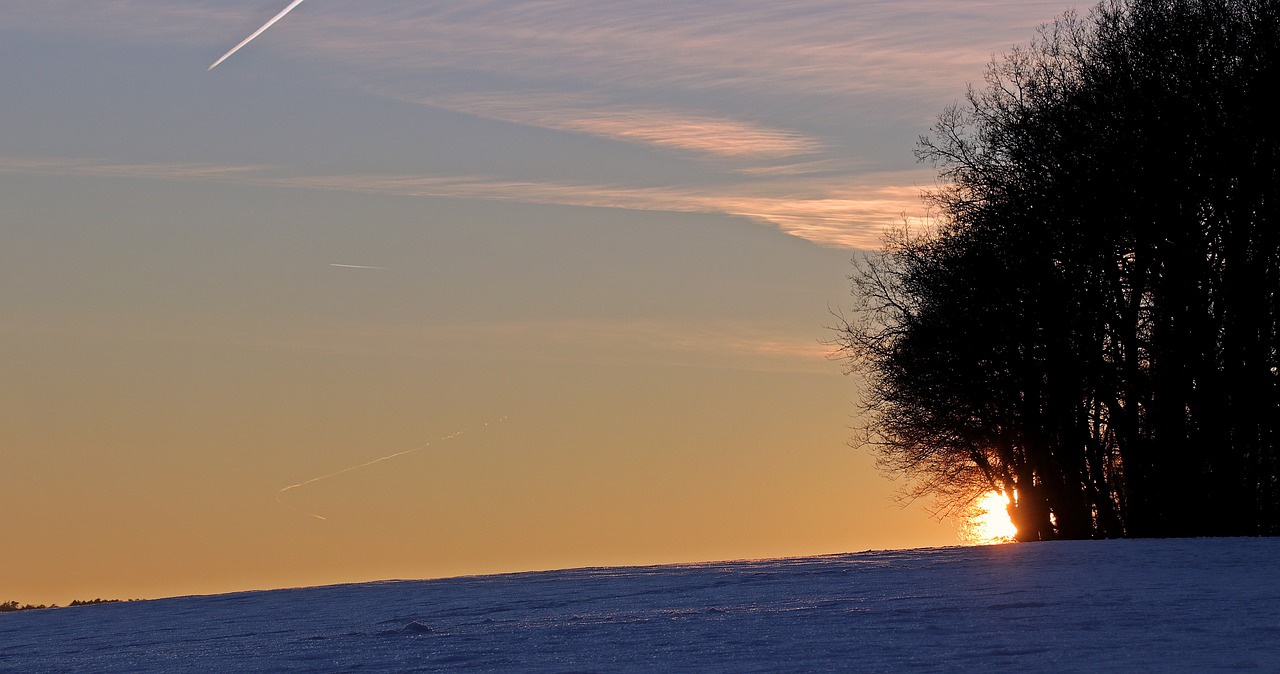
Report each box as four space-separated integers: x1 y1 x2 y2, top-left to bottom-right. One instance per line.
3 538 1278 672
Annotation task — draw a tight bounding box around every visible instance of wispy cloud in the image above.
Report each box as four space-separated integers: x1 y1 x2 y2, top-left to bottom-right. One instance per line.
403 318 833 365
0 157 271 179
422 94 822 162
0 156 926 248
1 1 1059 247
2 1 260 44
285 1 1067 104
266 171 923 248
6 1 1069 112
7 315 832 373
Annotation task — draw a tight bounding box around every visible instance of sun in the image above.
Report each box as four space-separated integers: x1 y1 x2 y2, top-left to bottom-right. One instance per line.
960 491 1018 545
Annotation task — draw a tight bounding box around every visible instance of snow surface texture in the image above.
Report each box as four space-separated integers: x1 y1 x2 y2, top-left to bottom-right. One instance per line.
2 539 1278 672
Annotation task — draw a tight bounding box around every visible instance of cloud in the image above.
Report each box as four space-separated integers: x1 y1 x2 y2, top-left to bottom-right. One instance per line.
421 94 822 162
1 1 260 43
284 1 1066 104
0 157 270 179
0 156 927 249
6 315 832 373
0 1 1058 247
413 318 833 365
6 1 1069 108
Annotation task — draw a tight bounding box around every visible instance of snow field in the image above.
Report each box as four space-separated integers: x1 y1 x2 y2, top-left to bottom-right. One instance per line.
2 538 1277 672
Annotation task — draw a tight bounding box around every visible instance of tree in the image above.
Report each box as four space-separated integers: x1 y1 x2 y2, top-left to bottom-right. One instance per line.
834 0 1280 540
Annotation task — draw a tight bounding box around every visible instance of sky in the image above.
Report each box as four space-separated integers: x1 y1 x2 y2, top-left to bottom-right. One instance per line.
1 0 1071 604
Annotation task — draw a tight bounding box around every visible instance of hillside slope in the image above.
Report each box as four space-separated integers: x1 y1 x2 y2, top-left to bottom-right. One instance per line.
2 538 1277 672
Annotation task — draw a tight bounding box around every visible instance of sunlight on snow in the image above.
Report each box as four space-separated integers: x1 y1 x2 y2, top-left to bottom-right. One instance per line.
959 491 1018 545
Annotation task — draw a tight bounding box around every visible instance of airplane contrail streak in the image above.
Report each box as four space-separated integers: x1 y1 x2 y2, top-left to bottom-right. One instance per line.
276 418 508 521
276 435 463 521
208 0 308 71
330 263 389 270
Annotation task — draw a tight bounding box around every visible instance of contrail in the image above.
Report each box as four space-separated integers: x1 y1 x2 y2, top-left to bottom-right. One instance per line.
329 263 389 270
276 418 508 521
208 0 308 71
275 444 442 521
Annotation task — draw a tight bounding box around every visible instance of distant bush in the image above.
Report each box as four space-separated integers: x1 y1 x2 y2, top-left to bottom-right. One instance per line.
67 598 124 607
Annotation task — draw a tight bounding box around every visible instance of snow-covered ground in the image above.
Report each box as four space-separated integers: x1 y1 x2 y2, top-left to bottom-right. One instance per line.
3 538 1278 672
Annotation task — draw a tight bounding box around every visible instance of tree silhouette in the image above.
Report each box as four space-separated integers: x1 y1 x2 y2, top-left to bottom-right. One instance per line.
834 0 1280 539
1 601 52 612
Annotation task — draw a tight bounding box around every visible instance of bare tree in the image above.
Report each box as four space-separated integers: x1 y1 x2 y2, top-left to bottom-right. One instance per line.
835 0 1280 539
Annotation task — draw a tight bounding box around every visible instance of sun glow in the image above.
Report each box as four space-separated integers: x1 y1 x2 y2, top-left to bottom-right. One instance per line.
960 491 1018 545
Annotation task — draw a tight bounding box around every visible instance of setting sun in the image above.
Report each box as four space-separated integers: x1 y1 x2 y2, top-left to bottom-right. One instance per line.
961 492 1018 545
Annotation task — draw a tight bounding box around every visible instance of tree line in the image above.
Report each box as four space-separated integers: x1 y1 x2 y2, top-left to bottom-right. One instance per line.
833 0 1280 540
1 598 130 613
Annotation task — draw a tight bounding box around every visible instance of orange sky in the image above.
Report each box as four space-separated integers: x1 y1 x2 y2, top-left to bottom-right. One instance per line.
0 0 1066 604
